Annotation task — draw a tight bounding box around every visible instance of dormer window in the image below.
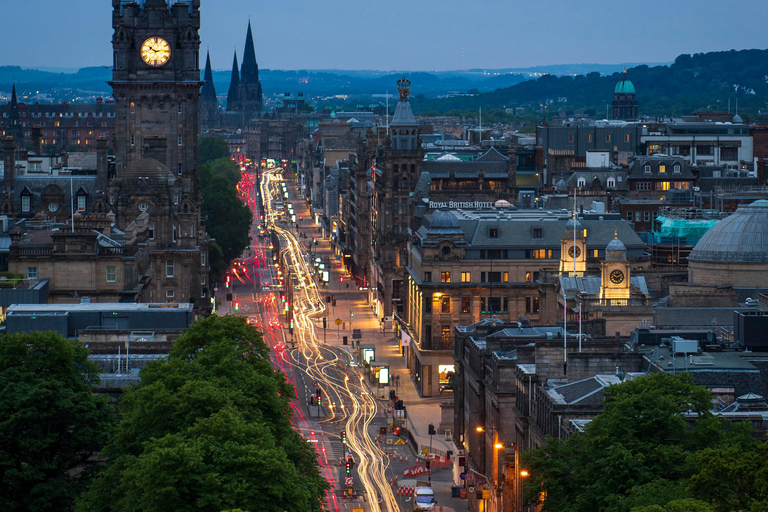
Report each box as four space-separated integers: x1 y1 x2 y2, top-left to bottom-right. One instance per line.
489 227 499 239
643 164 652 174
659 164 666 174
673 164 681 174
532 228 543 239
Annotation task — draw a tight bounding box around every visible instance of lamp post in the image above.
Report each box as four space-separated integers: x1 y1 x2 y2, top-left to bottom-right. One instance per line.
475 425 505 512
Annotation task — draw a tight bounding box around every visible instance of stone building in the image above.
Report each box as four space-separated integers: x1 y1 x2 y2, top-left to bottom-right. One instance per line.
401 207 645 396
612 70 638 121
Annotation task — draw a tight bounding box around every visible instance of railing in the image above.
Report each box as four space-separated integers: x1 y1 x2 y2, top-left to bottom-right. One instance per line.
15 247 53 257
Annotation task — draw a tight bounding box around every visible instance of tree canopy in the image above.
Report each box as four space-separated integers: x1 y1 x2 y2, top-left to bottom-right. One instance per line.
77 316 328 512
522 372 767 512
0 331 114 512
198 136 252 280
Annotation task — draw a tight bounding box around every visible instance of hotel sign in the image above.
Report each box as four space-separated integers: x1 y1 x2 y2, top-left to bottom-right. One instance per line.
428 201 494 209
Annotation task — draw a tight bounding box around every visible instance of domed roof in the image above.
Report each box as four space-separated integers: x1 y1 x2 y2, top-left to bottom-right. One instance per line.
689 200 768 263
733 113 743 123
427 210 463 236
606 237 626 251
566 218 582 230
615 70 635 95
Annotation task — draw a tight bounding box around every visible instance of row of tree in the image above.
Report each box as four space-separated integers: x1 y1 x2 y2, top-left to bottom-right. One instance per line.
522 372 768 512
0 317 328 512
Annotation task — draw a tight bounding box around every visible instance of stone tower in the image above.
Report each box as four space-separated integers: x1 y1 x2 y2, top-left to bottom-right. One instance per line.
237 21 263 121
559 218 586 277
109 0 209 310
612 69 638 121
226 50 240 112
600 231 631 301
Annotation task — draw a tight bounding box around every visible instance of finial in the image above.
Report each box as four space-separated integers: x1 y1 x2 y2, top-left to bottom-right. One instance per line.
622 67 627 74
614 227 618 239
397 76 411 101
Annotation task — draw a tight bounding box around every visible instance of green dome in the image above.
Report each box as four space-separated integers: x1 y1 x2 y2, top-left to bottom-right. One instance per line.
615 70 635 94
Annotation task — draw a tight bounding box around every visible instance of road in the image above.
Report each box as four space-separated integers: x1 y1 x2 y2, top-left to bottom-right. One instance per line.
228 165 402 512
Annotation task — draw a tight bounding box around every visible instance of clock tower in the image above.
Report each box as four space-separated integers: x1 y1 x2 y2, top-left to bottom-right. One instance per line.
109 0 209 312
559 218 586 276
600 231 631 301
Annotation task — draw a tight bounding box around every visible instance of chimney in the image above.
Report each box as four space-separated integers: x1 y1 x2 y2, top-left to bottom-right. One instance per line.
96 137 109 192
31 125 43 155
2 137 17 194
757 159 766 187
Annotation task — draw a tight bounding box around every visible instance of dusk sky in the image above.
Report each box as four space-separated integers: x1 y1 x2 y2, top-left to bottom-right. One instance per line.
3 0 766 72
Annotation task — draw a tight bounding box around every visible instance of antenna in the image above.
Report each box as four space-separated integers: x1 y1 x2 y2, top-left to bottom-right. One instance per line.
479 106 482 139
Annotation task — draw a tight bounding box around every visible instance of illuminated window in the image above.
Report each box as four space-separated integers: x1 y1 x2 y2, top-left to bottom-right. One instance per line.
606 134 611 143
525 271 532 282
587 134 592 142
658 181 671 191
130 101 135 114
441 272 451 283
568 134 574 142
583 228 588 238
659 164 666 174
461 297 470 313
461 272 471 283
441 327 451 346
503 272 509 282
624 134 630 143
593 249 599 257
441 296 450 313
530 249 552 259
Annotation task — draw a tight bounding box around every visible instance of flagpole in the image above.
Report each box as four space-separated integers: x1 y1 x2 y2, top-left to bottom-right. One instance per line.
563 287 567 365
578 302 582 352
573 188 577 275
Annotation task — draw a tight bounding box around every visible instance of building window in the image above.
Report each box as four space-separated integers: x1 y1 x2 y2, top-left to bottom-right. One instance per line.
201 251 206 266
441 272 451 283
130 101 135 114
568 134 574 142
503 297 509 313
673 164 681 174
461 272 470 283
177 104 182 115
606 134 611 143
424 271 432 282
178 135 183 146
644 211 651 222
441 327 451 347
393 225 399 237
489 271 501 283
624 134 630 143
577 177 586 188
653 211 659 220
489 228 499 238
106 266 116 283
658 181 671 191
480 272 486 282
425 298 432 313
659 164 666 174
130 135 135 146
441 296 450 314
636 182 652 191
109 192 115 205
503 271 509 282
166 290 175 299
488 297 501 314
201 277 207 298
644 164 652 174
21 195 31 213
530 249 552 259
525 297 540 313
626 211 634 222
424 325 432 346
27 267 38 280
593 249 599 257
461 297 470 314
178 164 183 175
525 271 532 283
166 260 175 278
607 177 616 188
148 224 155 240
77 195 86 212
532 228 543 239
587 134 592 142
480 297 486 313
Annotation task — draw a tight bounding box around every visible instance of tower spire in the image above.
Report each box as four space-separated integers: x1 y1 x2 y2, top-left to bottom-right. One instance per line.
240 20 259 84
201 50 217 101
226 50 240 111
11 83 17 106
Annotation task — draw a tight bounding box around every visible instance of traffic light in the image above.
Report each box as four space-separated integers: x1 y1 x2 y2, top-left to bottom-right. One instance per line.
345 461 352 475
341 430 347 443
290 318 294 329
225 275 231 288
234 302 240 311
322 317 327 329
316 389 322 405
313 238 317 245
350 312 354 317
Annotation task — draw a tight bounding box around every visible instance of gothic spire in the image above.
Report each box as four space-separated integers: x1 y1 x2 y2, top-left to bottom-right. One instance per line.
11 83 17 107
240 20 260 84
201 51 217 101
226 50 240 111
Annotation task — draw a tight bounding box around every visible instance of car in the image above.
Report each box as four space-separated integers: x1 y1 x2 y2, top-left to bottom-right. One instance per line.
414 487 436 512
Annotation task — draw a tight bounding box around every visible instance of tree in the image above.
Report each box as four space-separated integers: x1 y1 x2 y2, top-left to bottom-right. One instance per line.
522 372 756 512
199 135 230 165
0 332 114 512
77 316 328 512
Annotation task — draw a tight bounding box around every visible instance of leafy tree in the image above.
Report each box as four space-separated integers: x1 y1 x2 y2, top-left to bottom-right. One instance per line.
522 372 757 512
77 316 328 512
199 135 230 165
0 332 114 512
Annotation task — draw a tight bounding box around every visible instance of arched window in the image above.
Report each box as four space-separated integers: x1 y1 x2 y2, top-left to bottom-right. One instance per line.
643 164 652 174
607 177 616 188
577 177 586 188
673 164 681 174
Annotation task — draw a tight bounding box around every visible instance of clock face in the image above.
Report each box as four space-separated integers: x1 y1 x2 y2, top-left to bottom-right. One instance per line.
610 269 625 284
568 245 581 258
141 37 171 67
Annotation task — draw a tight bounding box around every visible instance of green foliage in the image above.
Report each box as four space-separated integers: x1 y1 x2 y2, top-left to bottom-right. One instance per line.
199 154 252 280
413 49 768 118
0 272 23 289
0 331 115 512
77 316 328 512
199 136 231 165
522 372 764 512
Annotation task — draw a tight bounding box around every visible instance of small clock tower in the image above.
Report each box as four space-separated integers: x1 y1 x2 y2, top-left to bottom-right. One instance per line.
600 231 631 301
559 218 587 276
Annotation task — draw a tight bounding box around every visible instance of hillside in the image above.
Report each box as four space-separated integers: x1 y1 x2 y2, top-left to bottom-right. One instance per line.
411 49 768 119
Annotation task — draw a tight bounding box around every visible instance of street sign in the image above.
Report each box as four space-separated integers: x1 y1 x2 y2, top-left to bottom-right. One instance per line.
352 329 362 340
468 485 476 494
345 477 354 486
335 318 343 326
482 489 490 499
460 472 467 480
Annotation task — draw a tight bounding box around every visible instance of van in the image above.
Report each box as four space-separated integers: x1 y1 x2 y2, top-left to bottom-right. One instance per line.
413 487 436 512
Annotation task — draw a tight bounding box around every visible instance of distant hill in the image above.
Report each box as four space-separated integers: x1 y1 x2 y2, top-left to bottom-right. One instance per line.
411 49 768 118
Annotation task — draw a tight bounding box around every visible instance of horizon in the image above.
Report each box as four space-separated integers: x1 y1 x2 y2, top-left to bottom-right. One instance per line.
0 0 765 71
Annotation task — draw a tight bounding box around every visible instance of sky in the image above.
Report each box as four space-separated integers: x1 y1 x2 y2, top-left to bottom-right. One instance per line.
2 0 767 72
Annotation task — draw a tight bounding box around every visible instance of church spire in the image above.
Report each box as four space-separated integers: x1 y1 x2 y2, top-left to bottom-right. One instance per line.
226 50 240 111
240 20 259 84
201 51 217 101
11 83 17 107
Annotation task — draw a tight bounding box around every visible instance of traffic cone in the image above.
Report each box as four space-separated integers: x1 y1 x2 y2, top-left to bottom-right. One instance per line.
405 456 408 463
390 479 393 488
395 475 398 482
400 454 403 461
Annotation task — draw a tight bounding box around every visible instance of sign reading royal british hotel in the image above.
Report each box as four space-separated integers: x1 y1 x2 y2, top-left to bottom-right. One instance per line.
428 201 495 209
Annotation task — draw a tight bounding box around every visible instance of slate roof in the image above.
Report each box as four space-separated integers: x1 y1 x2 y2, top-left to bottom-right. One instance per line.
559 275 650 297
627 155 696 180
689 200 768 263
547 375 623 405
390 98 418 127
